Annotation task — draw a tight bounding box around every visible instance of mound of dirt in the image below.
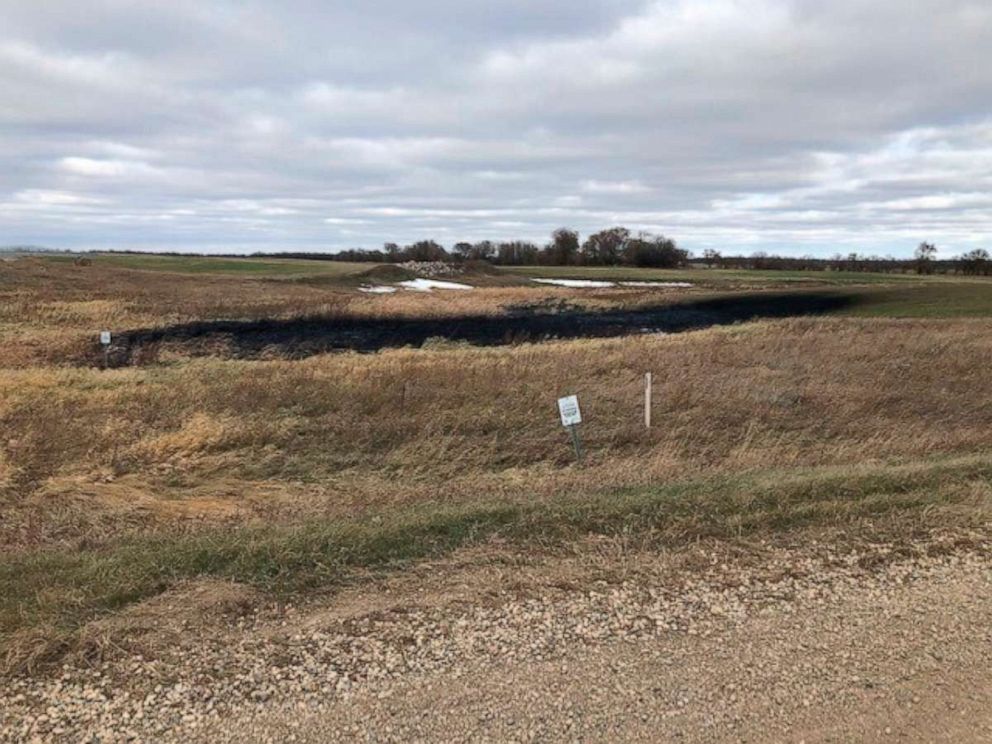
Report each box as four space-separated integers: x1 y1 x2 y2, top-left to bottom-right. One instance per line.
356 264 417 283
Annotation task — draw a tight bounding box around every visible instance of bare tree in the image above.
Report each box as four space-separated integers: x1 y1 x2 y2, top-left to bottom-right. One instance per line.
960 248 990 276
915 242 937 274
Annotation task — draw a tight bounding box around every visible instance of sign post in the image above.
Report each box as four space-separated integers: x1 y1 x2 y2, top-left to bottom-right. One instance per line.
100 330 111 369
557 394 583 462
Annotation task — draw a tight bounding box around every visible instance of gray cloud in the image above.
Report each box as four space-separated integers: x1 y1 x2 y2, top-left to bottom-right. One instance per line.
1 0 991 256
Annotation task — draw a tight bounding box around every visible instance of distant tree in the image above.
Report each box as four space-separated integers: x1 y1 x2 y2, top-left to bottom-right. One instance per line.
471 241 496 262
623 233 688 268
915 242 937 274
702 248 722 268
383 242 401 262
452 242 474 261
546 228 580 265
960 248 990 276
495 241 540 265
403 240 448 262
334 248 385 262
581 227 629 266
749 251 770 270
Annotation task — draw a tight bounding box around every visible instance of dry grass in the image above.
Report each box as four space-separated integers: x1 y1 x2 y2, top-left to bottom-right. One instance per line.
2 255 991 672
3 316 991 551
0 258 613 367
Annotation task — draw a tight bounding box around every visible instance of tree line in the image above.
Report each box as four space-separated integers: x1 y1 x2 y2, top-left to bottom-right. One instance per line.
92 227 990 275
695 243 990 276
307 228 690 268
273 232 989 275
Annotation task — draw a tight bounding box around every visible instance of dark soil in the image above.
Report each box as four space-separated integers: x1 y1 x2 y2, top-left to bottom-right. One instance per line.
94 290 856 366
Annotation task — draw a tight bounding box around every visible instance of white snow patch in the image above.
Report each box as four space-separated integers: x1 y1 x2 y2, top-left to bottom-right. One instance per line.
532 278 694 289
619 281 694 288
532 278 616 288
358 285 398 294
398 278 474 292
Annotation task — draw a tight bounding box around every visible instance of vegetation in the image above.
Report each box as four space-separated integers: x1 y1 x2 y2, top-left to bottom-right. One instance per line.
1 254 991 670
97 226 982 276
319 227 688 268
501 264 989 288
44 253 373 277
42 230 989 275
4 452 989 670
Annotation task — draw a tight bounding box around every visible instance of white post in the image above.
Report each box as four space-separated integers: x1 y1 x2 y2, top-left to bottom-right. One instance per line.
100 330 112 370
644 372 652 428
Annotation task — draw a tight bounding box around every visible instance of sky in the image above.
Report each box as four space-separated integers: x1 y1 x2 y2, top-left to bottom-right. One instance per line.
1 0 991 258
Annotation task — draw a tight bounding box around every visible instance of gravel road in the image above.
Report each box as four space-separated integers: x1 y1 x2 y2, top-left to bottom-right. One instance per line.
3 532 990 743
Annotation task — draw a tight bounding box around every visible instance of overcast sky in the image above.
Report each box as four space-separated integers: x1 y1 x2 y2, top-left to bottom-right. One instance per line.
1 1 991 257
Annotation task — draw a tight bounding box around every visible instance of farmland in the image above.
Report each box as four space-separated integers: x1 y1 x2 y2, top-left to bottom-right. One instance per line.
41 253 375 278
501 263 982 286
1 254 991 740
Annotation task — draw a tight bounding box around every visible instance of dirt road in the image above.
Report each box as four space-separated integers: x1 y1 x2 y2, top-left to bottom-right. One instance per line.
4 534 991 742
197 549 992 743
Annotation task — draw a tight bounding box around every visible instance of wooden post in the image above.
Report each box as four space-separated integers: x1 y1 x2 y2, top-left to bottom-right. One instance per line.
644 372 652 428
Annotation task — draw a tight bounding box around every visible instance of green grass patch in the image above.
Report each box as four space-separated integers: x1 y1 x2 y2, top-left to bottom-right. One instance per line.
674 283 992 319
3 453 990 670
837 283 992 318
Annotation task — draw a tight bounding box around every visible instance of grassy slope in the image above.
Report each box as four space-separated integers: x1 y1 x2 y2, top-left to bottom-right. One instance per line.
4 452 989 670
839 284 992 318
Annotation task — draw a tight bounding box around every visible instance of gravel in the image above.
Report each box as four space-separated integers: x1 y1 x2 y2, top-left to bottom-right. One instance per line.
2 532 990 743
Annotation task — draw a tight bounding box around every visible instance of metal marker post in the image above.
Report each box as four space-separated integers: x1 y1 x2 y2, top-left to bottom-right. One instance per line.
568 423 583 461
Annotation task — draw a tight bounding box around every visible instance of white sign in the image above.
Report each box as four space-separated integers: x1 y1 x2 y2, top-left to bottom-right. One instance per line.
100 330 112 345
557 395 582 427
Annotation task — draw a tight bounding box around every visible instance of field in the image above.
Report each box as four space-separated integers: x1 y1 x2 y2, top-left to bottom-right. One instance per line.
42 253 375 278
2 255 991 685
502 263 979 286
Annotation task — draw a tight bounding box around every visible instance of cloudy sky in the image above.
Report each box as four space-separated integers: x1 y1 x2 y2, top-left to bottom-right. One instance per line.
2 1 991 256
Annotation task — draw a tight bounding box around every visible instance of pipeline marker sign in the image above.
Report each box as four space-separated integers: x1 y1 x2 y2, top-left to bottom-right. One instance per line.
557 395 582 427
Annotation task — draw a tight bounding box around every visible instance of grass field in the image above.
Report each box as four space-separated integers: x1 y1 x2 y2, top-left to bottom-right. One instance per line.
838 283 992 317
43 253 374 278
37 253 978 286
502 264 975 286
1 254 991 671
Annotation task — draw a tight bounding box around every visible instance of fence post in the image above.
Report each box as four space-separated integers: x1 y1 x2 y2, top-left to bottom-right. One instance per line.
644 372 652 428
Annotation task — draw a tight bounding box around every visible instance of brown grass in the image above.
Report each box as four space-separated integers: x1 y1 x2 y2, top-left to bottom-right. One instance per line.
0 258 626 367
3 313 991 552
2 255 991 672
